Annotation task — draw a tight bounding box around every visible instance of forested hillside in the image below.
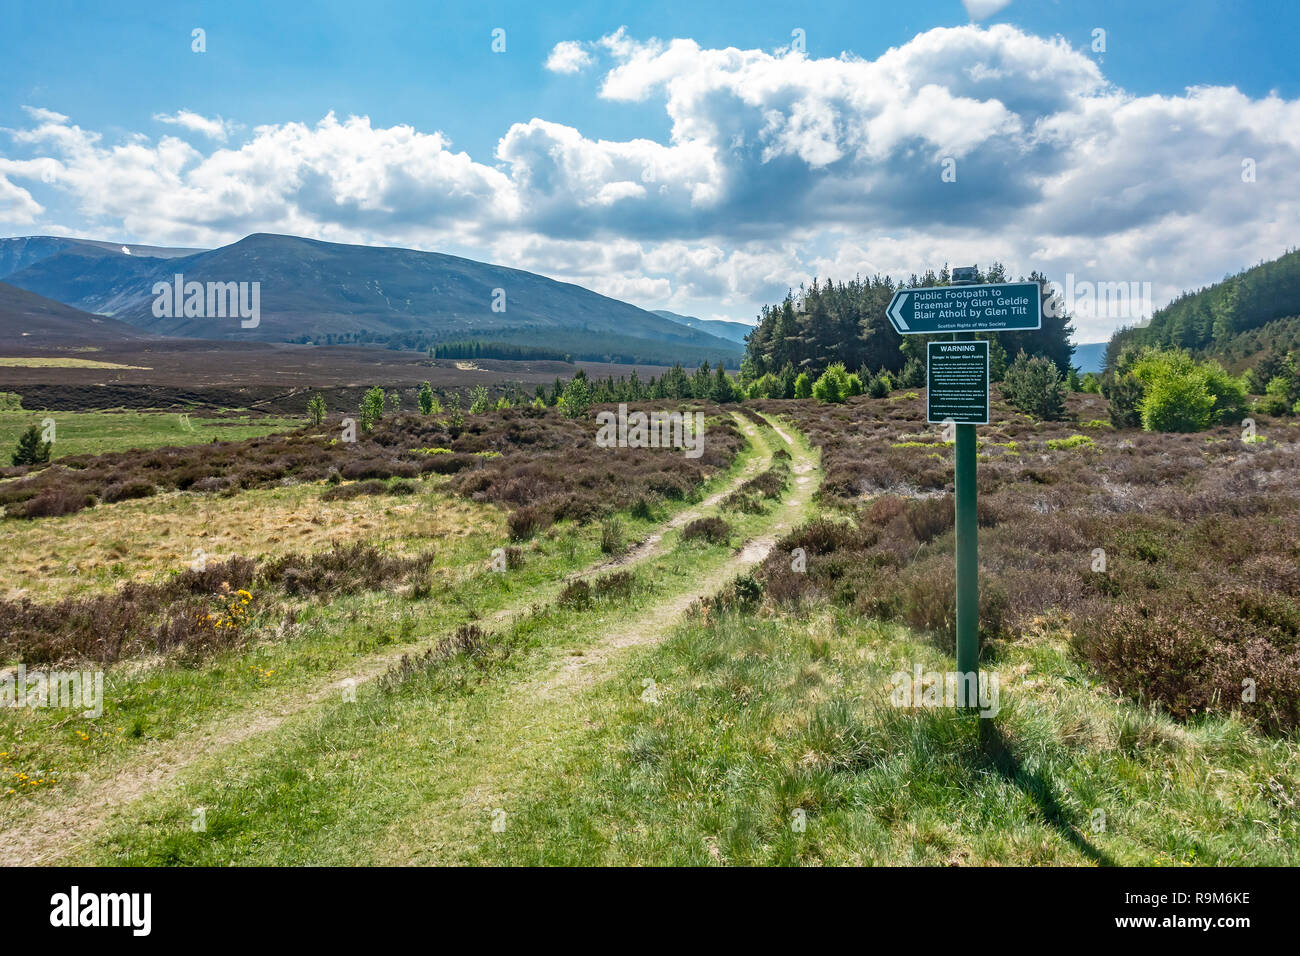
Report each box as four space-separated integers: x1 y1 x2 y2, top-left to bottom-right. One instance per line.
1108 248 1300 369
742 263 1075 382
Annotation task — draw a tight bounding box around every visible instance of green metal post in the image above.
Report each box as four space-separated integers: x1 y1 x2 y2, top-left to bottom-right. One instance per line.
954 421 978 708
953 331 979 709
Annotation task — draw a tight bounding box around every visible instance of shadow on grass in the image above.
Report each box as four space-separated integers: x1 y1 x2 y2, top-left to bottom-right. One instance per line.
978 719 1115 866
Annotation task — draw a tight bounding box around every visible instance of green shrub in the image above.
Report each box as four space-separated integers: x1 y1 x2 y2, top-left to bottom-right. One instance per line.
1102 372 1144 428
793 371 812 399
0 391 24 410
417 382 435 415
1141 372 1216 432
1131 349 1247 431
1256 376 1294 416
1002 351 1066 420
469 385 491 415
746 372 782 400
1046 434 1094 450
1198 360 1250 423
561 376 592 418
360 386 386 432
811 362 853 404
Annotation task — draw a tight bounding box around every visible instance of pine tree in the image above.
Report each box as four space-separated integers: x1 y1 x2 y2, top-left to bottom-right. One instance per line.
11 424 51 466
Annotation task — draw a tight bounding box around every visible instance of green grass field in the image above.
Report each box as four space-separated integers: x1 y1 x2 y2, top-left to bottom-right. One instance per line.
0 409 300 461
3 406 1296 866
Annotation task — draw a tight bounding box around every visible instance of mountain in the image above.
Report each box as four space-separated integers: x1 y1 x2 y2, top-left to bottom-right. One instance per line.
0 233 744 367
652 309 754 345
0 281 149 347
1072 342 1107 374
0 236 202 280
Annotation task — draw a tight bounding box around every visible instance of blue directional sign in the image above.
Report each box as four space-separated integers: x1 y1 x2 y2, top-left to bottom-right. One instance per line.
886 282 1041 335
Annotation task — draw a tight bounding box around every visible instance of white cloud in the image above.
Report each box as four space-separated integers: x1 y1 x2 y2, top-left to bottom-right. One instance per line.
2 25 1298 341
963 0 1013 20
5 109 518 247
0 173 43 224
153 110 235 142
545 40 594 74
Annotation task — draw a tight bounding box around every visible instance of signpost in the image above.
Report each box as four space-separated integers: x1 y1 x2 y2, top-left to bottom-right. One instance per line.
927 341 989 425
886 281 1041 335
885 278 1042 710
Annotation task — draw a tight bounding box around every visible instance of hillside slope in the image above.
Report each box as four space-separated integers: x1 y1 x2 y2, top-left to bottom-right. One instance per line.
2 233 743 366
0 281 149 347
1109 247 1300 367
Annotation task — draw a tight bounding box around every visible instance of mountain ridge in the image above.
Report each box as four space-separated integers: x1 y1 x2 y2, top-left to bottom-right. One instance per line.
0 233 744 366
652 309 754 345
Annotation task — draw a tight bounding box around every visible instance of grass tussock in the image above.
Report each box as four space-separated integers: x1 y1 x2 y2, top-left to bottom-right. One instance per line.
557 570 639 610
681 516 732 546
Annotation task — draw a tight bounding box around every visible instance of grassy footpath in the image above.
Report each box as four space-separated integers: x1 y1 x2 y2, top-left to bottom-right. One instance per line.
46 415 817 864
1 411 777 861
0 409 299 460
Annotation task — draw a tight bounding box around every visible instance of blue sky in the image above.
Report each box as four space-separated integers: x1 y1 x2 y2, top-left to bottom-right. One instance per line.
2 0 1298 341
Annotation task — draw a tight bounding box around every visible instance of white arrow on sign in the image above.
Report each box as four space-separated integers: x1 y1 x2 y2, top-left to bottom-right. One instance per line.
888 291 910 331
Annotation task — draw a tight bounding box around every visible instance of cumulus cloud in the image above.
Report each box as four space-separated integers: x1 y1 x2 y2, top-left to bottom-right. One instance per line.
545 40 594 74
5 109 518 247
2 25 1298 339
153 110 235 141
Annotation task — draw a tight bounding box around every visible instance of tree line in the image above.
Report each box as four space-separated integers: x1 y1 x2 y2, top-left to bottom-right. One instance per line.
741 263 1075 385
1108 247 1300 364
